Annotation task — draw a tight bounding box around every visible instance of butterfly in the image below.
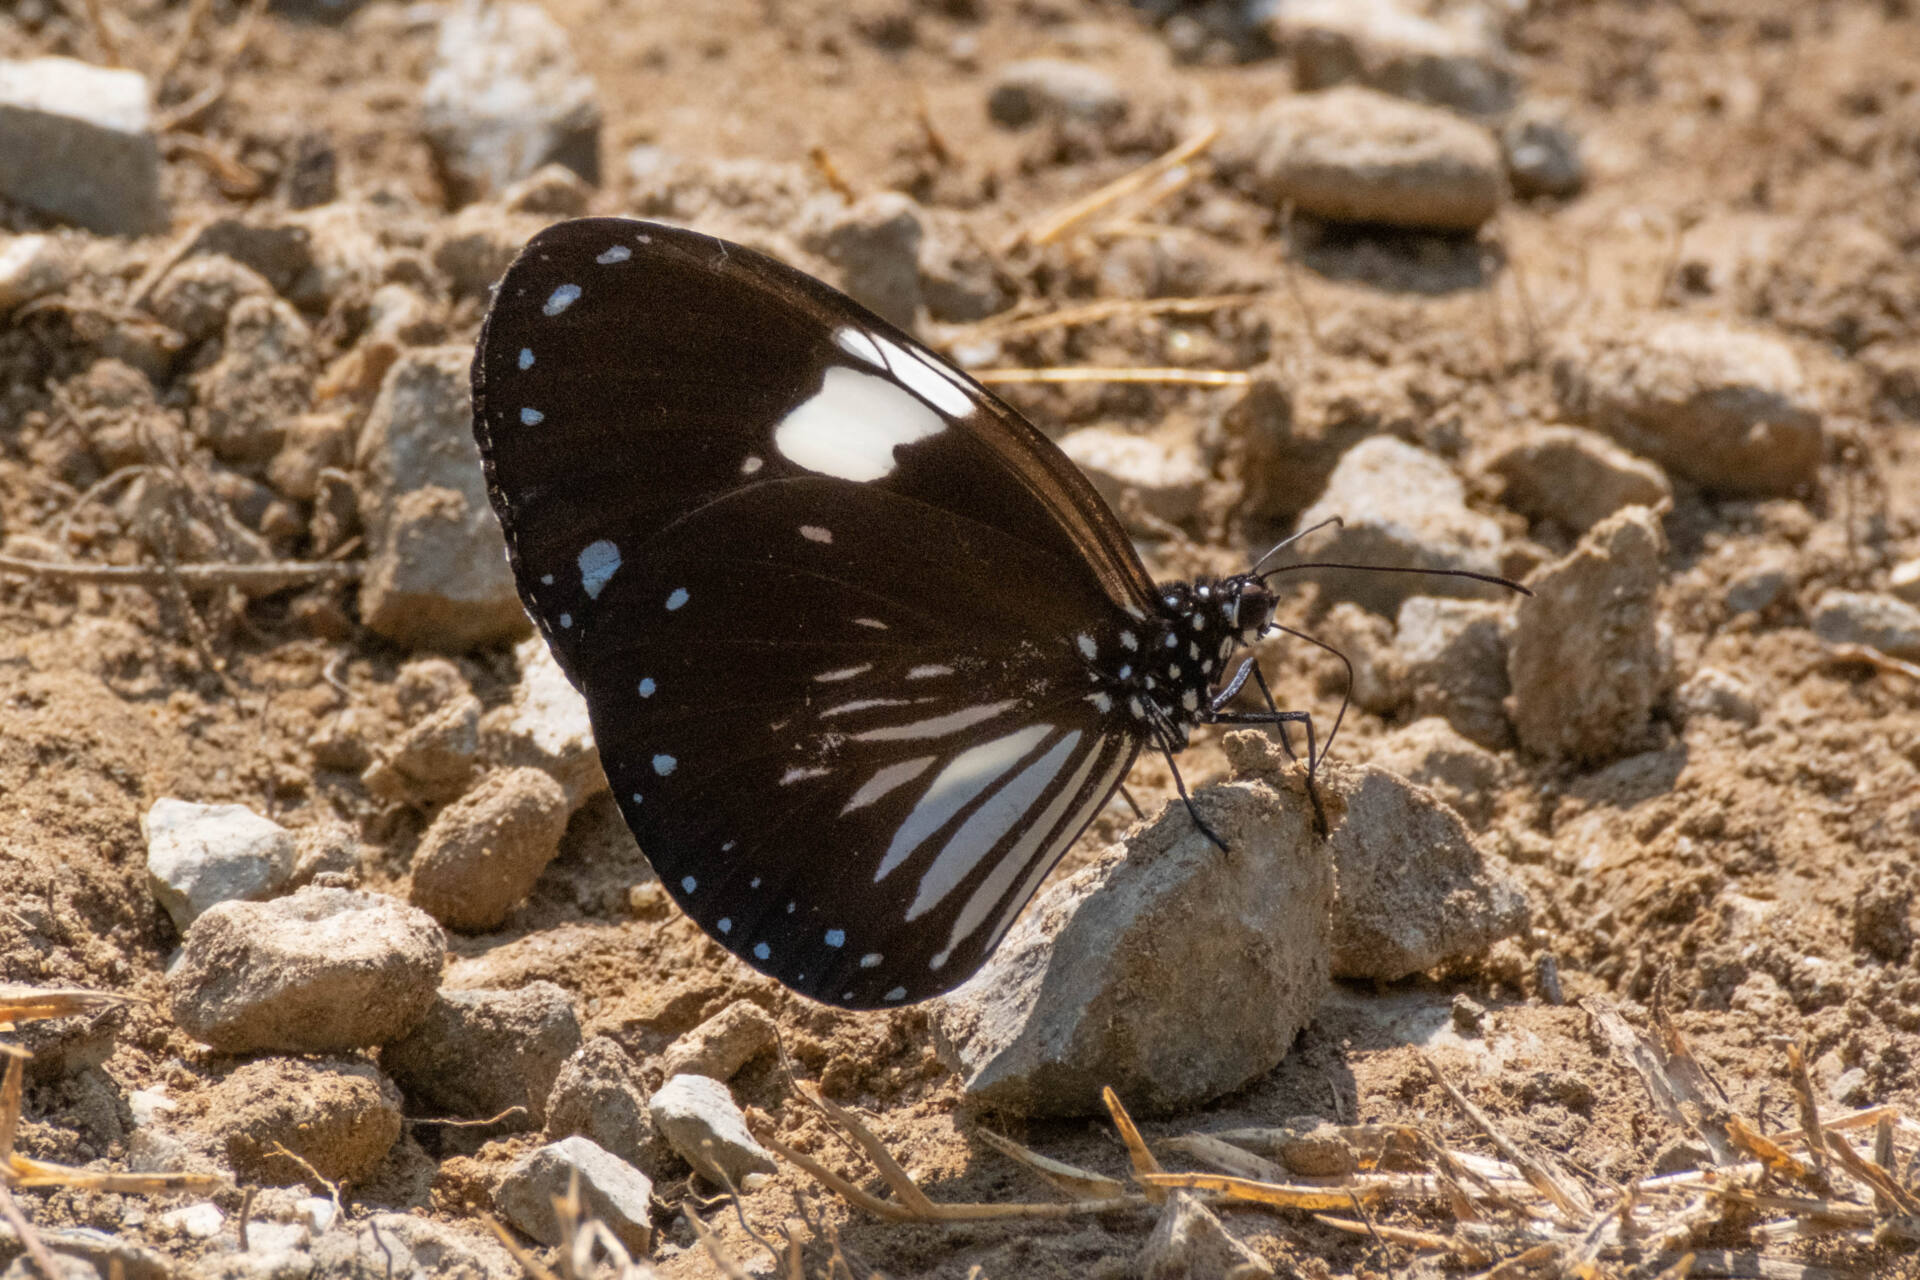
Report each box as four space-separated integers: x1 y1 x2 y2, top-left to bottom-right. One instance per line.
471 218 1331 1010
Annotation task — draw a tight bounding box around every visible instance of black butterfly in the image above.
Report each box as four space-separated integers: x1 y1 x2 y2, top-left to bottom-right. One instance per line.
471 218 1329 1010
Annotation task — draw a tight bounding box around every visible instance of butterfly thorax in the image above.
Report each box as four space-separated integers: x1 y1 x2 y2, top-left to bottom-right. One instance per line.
1080 574 1277 751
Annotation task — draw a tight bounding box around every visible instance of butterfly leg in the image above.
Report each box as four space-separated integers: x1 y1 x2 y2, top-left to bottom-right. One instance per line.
1157 741 1228 853
1118 785 1147 821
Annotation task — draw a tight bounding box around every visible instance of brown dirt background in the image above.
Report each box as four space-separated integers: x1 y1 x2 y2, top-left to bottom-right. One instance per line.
5 1 1920 1277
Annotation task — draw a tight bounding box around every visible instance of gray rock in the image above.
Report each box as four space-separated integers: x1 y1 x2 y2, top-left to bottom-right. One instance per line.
987 59 1128 129
1370 716 1503 827
1485 425 1670 532
648 1073 777 1187
482 636 608 810
267 411 353 503
1507 506 1669 762
1812 590 1920 660
1504 111 1585 199
1323 764 1530 980
0 233 75 313
545 1037 656 1167
185 216 317 299
496 1136 653 1254
1674 666 1759 727
194 1056 403 1186
932 742 1329 1117
408 767 570 932
1273 0 1516 116
918 214 1007 323
1296 436 1505 614
145 798 298 932
1139 1191 1274 1280
354 346 527 651
1725 549 1796 615
309 1213 519 1280
190 296 316 463
0 1230 171 1280
0 57 164 235
291 819 361 888
363 694 483 807
422 1 602 204
1550 316 1823 497
799 192 924 330
1223 87 1502 231
148 255 276 346
658 1001 778 1084
167 887 445 1054
1057 427 1208 530
382 983 581 1128
1395 596 1513 749
433 202 552 298
396 657 474 716
1890 557 1920 605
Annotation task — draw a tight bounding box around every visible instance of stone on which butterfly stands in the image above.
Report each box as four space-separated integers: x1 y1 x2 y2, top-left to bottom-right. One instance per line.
932 742 1332 1117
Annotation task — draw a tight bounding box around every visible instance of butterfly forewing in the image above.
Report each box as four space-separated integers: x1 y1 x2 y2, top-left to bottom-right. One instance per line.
473 218 1154 1007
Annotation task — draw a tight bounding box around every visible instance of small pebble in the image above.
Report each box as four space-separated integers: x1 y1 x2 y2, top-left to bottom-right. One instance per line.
144 798 297 932
1811 590 1920 660
381 983 581 1129
496 1136 653 1254
408 767 570 932
659 1001 778 1084
987 58 1127 128
649 1073 777 1187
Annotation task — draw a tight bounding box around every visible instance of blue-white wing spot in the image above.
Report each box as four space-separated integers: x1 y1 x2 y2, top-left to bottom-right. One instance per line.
638 677 656 698
518 348 534 370
718 917 732 933
753 942 771 961
824 929 845 948
521 407 544 426
653 754 677 776
596 245 632 265
544 284 581 316
578 540 621 599
665 588 689 611
681 876 697 892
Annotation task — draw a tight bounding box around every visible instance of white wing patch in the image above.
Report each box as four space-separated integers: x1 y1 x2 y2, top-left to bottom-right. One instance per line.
907 730 1082 924
850 700 1015 742
775 367 945 482
874 724 1052 882
842 756 937 814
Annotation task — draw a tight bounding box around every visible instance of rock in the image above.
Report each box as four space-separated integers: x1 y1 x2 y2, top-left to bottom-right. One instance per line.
918 214 1007 323
1295 436 1505 614
1395 596 1513 749
396 657 474 715
190 296 317 463
382 984 581 1128
1370 716 1503 827
1503 109 1585 199
0 233 76 313
1674 666 1759 727
545 1037 656 1166
1485 425 1670 532
658 1001 778 1083
354 346 527 651
1851 872 1912 964
1139 1191 1274 1280
194 1057 402 1186
1323 764 1530 980
148 255 276 346
144 798 297 932
1890 557 1920 605
185 216 317 299
1272 0 1516 116
0 57 164 234
933 740 1329 1117
166 887 444 1054
309 1213 518 1280
311 707 377 774
798 192 923 330
363 695 484 807
1812 590 1920 660
482 636 608 810
987 59 1128 129
421 0 602 204
1317 602 1404 714
292 819 361 887
1507 506 1669 762
267 411 352 503
1725 549 1796 615
496 1136 653 1254
408 767 570 931
64 359 183 472
1550 316 1823 497
1223 87 1502 232
649 1074 777 1187
1057 427 1208 530
433 202 553 298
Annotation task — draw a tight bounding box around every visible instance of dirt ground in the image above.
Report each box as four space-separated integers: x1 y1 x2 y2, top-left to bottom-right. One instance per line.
5 1 1920 1277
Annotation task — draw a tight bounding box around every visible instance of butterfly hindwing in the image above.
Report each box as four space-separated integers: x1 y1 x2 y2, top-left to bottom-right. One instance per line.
472 218 1153 1006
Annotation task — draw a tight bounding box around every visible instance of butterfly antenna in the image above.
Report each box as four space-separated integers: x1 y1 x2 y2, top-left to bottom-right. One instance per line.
1266 622 1354 770
1247 516 1345 576
1259 561 1533 595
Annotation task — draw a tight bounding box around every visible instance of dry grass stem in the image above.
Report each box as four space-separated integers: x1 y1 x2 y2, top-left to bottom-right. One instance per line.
971 367 1252 387
972 1129 1127 1202
0 553 361 592
1014 125 1219 249
1101 1088 1166 1200
963 293 1263 342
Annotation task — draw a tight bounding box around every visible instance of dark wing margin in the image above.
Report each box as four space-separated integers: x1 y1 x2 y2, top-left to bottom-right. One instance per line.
471 217 1150 1007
